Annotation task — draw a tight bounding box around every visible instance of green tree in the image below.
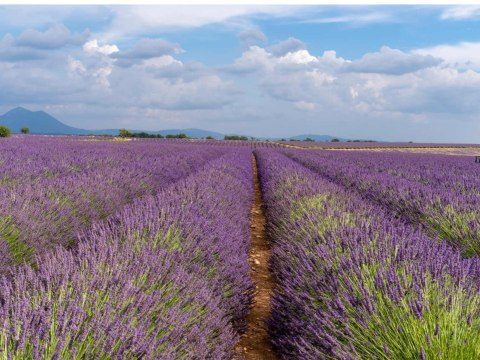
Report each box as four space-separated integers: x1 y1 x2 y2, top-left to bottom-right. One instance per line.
119 128 132 138
20 127 30 134
224 135 248 141
166 133 189 139
304 137 315 142
331 138 340 142
0 125 12 138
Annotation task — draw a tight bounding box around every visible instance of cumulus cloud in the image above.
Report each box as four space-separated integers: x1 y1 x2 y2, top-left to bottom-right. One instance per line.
413 42 480 70
269 37 305 57
222 46 272 74
0 34 45 62
277 50 318 65
68 56 86 75
238 29 267 50
0 24 89 63
83 39 119 56
224 39 480 119
16 24 89 49
347 46 442 75
111 38 182 67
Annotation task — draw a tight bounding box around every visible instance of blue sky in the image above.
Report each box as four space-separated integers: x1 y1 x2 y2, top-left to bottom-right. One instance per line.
1 5 480 142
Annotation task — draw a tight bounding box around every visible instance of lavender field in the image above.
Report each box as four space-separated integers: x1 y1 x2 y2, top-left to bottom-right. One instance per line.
0 136 479 359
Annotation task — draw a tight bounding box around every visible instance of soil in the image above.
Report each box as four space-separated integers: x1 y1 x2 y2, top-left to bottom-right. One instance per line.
234 154 277 360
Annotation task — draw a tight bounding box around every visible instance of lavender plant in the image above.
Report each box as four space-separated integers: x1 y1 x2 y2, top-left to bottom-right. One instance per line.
256 149 480 359
284 149 480 256
0 149 253 359
0 137 225 273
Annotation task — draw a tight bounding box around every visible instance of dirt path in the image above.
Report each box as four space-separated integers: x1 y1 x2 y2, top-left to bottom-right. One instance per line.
234 154 277 360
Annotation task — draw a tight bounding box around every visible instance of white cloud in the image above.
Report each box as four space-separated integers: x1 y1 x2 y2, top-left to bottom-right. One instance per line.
16 24 89 50
440 6 480 20
68 56 86 75
269 37 305 57
278 50 319 65
413 42 480 70
83 39 119 56
347 46 442 75
225 40 480 119
101 5 300 40
143 55 182 68
92 66 113 88
222 46 272 74
238 28 267 50
300 11 393 26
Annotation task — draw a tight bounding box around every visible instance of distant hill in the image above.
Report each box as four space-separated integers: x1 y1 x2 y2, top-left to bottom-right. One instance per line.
0 107 226 138
0 107 347 141
0 107 91 135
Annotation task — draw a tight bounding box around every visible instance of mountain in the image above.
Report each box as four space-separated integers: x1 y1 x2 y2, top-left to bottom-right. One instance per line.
0 108 225 138
0 107 91 135
0 107 347 141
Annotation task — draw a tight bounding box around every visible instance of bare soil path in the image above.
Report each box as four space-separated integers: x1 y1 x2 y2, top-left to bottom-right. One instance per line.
234 154 277 360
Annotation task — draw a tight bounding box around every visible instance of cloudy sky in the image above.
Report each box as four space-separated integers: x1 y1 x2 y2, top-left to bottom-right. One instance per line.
1 5 480 142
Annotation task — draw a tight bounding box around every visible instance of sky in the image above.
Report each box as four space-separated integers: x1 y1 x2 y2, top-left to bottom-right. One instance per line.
1 5 480 142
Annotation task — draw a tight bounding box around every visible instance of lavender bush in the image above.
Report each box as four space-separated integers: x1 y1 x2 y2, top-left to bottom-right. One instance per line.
0 137 225 272
0 149 253 359
284 149 480 256
256 149 480 359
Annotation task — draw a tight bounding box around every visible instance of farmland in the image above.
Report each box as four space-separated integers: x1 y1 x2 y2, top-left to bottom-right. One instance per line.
0 136 479 359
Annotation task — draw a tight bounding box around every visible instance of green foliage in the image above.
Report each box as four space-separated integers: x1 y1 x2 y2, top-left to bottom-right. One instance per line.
224 135 248 141
118 129 165 138
0 125 12 137
132 132 164 138
20 127 30 134
118 128 132 138
0 217 32 263
304 137 315 142
343 273 480 360
331 138 340 142
206 136 215 140
166 133 188 139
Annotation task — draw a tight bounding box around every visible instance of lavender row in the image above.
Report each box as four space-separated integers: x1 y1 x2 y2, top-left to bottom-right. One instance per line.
278 141 480 149
139 138 289 148
284 149 480 256
0 137 187 187
256 149 480 359
0 149 253 359
318 150 480 194
0 138 226 272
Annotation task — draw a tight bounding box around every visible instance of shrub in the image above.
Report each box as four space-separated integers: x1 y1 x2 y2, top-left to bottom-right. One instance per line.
119 128 132 138
0 125 11 137
224 135 248 141
20 127 30 134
